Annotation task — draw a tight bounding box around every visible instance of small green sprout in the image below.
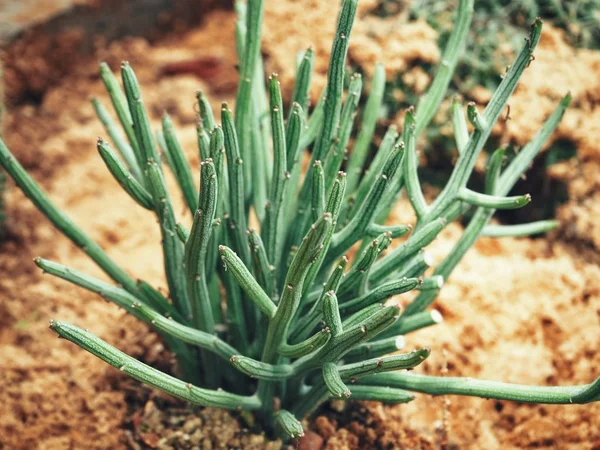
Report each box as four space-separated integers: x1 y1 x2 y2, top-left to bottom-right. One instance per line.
0 0 598 440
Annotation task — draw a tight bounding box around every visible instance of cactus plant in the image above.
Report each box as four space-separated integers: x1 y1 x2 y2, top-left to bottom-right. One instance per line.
0 0 598 440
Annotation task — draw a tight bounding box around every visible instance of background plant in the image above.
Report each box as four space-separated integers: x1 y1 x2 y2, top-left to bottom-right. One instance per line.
378 0 597 190
0 0 598 440
378 0 600 98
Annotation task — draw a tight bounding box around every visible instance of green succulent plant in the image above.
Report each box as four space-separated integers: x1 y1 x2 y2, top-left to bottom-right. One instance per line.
0 0 598 440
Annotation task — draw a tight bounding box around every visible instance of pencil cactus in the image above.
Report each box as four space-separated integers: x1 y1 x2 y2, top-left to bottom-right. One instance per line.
0 0 598 440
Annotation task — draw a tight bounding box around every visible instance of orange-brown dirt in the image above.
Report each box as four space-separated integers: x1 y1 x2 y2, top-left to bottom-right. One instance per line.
1 3 599 450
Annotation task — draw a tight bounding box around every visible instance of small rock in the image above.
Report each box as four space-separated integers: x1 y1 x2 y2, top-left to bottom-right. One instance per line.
183 417 203 433
313 416 336 440
144 400 157 416
190 429 203 446
296 430 324 450
140 432 161 448
330 400 345 412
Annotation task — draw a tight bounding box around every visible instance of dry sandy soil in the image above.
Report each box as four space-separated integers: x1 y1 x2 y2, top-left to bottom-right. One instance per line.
1 2 599 449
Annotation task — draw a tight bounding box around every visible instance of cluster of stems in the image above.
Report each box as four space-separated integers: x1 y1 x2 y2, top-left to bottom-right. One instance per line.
0 0 598 439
